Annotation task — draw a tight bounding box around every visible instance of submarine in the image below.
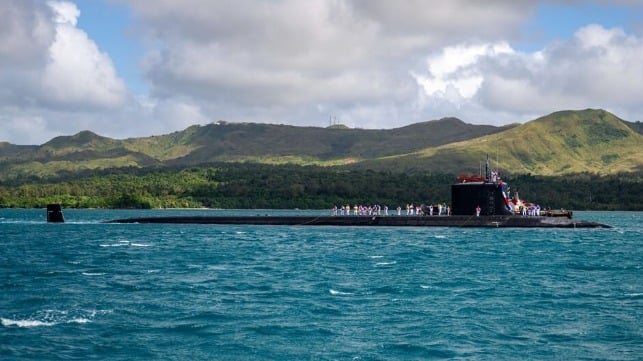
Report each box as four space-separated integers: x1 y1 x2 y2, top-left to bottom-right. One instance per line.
106 159 610 228
105 214 608 228
46 203 65 223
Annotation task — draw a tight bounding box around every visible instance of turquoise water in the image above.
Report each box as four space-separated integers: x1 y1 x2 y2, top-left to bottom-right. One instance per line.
1 209 641 360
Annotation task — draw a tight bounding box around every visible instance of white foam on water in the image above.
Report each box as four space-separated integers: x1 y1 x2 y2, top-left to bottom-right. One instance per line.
329 289 354 296
1 317 93 328
63 221 102 225
0 220 43 225
369 255 384 259
1 318 55 327
69 318 90 324
1 309 109 328
100 240 151 247
82 272 105 276
375 261 397 266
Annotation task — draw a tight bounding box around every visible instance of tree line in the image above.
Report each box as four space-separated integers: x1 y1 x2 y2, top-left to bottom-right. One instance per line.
0 164 641 210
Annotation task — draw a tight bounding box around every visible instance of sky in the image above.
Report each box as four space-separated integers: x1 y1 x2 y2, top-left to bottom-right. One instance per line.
1 0 643 144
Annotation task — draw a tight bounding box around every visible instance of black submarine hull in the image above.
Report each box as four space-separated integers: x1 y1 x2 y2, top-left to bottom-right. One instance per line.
106 215 610 228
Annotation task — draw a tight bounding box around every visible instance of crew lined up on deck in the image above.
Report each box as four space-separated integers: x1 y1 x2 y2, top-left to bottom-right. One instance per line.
331 203 451 216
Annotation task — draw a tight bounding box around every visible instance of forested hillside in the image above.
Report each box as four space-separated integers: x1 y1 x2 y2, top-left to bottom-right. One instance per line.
1 109 642 210
1 164 640 210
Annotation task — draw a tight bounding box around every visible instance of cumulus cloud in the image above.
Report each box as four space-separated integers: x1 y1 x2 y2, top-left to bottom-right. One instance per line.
3 0 643 145
477 24 643 118
122 0 643 129
409 24 643 124
0 1 128 109
414 42 514 106
41 1 127 109
0 1 129 143
126 0 535 127
0 0 54 68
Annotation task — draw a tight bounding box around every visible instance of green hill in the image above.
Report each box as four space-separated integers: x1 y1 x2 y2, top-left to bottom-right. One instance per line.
366 109 643 175
156 117 513 166
0 118 512 180
0 142 37 159
0 131 161 181
624 120 643 135
0 109 641 182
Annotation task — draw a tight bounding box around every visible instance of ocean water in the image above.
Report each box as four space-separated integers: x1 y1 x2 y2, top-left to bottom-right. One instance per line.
1 209 641 360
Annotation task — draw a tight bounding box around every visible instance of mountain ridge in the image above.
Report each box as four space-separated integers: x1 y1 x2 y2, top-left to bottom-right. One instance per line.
1 109 641 181
370 109 643 175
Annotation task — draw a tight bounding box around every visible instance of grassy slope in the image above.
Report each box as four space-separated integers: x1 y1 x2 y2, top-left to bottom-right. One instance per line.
0 131 161 181
378 109 643 175
0 109 641 180
162 118 513 166
0 118 512 179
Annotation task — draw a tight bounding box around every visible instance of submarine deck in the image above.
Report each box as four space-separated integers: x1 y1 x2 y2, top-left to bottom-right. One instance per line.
106 215 610 228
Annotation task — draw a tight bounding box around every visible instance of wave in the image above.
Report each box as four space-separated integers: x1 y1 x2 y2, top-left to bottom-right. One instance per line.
329 289 354 296
1 318 55 327
100 241 152 247
1 309 109 328
82 272 106 276
1 317 90 328
375 261 397 266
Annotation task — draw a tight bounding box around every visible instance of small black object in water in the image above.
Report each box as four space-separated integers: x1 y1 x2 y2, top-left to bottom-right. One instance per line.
47 204 64 223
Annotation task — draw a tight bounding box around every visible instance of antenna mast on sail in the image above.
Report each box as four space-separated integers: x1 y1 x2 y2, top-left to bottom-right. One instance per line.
496 146 499 177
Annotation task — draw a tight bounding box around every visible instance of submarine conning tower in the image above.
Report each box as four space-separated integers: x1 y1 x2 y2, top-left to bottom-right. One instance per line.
451 157 514 216
47 204 65 223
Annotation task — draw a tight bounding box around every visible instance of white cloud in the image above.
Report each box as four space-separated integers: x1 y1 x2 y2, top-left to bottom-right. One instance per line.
0 1 130 143
477 24 643 118
409 24 643 124
0 0 54 68
128 0 535 127
47 0 79 26
414 43 514 105
41 1 127 108
0 112 48 145
3 0 643 145
149 97 210 131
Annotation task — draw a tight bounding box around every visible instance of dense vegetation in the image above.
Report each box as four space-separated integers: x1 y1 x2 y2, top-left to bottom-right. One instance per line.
0 164 640 210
